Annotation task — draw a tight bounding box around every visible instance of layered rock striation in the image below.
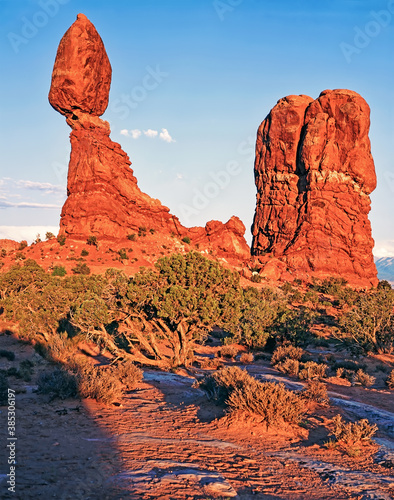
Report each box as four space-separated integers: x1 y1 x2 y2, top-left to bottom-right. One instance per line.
251 89 378 287
49 14 249 259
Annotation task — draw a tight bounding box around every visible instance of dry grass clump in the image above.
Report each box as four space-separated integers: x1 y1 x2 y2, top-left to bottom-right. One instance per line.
276 358 300 377
240 352 254 364
271 344 304 365
330 414 378 445
386 369 394 389
37 357 142 404
112 360 143 390
37 368 78 400
301 380 329 405
298 361 328 381
336 367 376 387
353 369 376 387
196 366 305 427
218 345 239 359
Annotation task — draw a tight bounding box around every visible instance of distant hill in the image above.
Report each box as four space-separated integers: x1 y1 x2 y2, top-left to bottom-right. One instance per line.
375 257 394 285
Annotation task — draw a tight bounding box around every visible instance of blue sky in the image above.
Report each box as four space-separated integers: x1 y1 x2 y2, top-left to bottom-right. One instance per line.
0 0 393 255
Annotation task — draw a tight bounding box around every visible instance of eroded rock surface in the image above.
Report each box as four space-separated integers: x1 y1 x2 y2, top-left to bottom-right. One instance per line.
252 89 378 287
49 14 249 260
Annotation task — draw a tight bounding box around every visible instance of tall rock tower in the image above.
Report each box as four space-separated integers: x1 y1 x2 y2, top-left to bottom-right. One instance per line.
251 89 378 287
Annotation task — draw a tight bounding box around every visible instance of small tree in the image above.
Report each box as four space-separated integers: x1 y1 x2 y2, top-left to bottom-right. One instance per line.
339 288 394 352
112 252 243 367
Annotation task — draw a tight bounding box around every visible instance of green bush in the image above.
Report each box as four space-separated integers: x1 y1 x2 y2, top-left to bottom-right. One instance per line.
46 232 55 240
127 233 137 241
276 358 300 377
81 249 89 257
86 236 98 247
118 248 128 260
138 227 147 237
353 369 376 387
52 266 67 277
72 263 91 275
182 236 191 245
57 234 66 246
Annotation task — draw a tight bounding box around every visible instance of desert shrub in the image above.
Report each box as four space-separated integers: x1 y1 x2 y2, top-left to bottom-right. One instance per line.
199 357 223 370
240 352 254 364
127 233 136 241
72 362 123 404
37 368 78 400
17 360 34 381
81 249 89 257
378 280 392 291
353 369 376 387
182 236 191 245
57 234 66 246
0 373 8 405
15 252 26 261
330 414 378 445
218 345 238 359
195 366 252 404
118 248 128 260
138 226 147 237
149 228 156 234
196 366 305 427
112 361 143 390
386 370 394 389
275 307 316 345
226 379 305 427
86 235 98 247
303 290 319 305
250 273 262 283
301 380 329 405
45 232 55 240
298 361 328 380
19 240 28 250
0 350 15 361
276 358 300 377
271 344 304 365
52 265 67 277
72 263 91 275
281 282 294 295
336 367 355 381
1 249 6 258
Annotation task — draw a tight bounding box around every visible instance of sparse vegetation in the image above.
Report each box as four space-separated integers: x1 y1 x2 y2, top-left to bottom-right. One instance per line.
19 240 28 250
386 369 394 389
196 366 305 427
353 369 376 387
81 249 89 257
118 248 128 260
86 235 98 247
52 265 67 277
271 344 304 365
330 414 378 445
181 236 191 245
138 226 147 237
298 361 328 381
240 352 254 364
46 232 55 240
301 380 329 405
127 233 137 241
37 368 78 400
72 263 91 275
57 234 66 246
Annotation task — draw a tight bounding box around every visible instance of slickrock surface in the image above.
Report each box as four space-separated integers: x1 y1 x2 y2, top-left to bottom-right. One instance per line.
48 14 249 260
252 89 378 287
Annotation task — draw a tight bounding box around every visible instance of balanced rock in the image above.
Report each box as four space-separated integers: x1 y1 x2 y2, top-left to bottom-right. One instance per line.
49 14 249 259
251 89 378 287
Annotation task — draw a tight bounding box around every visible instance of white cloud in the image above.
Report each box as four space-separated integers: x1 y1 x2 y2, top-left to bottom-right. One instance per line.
159 128 175 143
16 180 64 194
0 226 59 243
143 129 158 138
130 129 142 139
0 200 61 209
373 240 394 258
120 129 129 136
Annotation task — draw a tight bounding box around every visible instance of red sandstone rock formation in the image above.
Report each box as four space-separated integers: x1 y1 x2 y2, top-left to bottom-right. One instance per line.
252 89 378 287
49 14 249 259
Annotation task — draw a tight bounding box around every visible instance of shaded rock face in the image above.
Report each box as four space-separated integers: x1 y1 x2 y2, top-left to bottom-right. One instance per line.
49 14 249 259
251 89 378 287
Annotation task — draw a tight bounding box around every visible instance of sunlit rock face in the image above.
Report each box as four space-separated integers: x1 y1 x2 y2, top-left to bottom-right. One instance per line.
252 89 378 287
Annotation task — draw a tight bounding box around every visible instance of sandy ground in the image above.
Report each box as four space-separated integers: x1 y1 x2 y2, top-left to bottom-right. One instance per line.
0 332 393 500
